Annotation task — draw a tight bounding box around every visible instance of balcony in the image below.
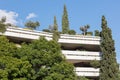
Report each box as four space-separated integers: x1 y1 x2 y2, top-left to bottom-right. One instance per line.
62 50 101 63
2 27 53 41
59 34 100 45
1 27 100 46
75 67 99 77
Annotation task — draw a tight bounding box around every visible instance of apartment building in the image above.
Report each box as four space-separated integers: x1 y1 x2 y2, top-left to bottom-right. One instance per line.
1 27 101 79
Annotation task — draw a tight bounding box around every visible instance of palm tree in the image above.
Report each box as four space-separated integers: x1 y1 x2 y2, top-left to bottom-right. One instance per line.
80 25 90 35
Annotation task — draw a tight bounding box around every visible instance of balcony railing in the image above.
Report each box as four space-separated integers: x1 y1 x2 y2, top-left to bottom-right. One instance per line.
4 27 52 40
1 27 101 45
62 50 101 61
59 33 100 45
75 67 99 77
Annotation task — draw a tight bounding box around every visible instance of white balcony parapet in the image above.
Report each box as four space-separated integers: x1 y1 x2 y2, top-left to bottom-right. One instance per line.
58 37 100 45
62 50 101 61
75 67 99 77
59 33 100 45
6 27 53 37
60 34 100 41
3 27 53 40
1 27 100 45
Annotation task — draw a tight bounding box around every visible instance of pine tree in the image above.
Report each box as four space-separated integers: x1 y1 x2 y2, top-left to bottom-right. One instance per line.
100 16 119 80
62 4 69 34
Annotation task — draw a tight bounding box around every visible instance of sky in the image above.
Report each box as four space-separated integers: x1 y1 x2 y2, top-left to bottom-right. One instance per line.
0 0 120 63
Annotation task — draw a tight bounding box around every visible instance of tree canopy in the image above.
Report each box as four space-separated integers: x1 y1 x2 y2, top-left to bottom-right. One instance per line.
0 36 33 80
25 20 40 30
17 37 77 79
0 36 76 80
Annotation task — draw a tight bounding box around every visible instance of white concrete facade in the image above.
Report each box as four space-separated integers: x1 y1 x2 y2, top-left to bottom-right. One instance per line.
1 27 101 78
75 67 99 77
62 50 101 61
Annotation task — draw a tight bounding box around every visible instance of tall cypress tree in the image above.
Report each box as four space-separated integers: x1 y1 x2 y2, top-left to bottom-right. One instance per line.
100 16 119 80
53 16 59 41
62 4 69 34
53 16 58 32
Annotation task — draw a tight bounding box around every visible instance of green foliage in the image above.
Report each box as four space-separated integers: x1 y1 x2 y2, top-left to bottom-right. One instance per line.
58 31 62 34
86 31 93 36
0 17 6 33
0 16 6 23
80 25 90 35
44 62 76 80
43 24 55 33
95 30 100 36
25 20 40 30
42 29 51 32
100 16 119 80
0 36 17 56
118 71 120 79
42 16 60 41
52 16 60 41
15 37 76 80
53 31 60 42
0 56 33 79
0 36 76 80
53 16 58 32
77 76 89 80
68 30 76 35
62 4 69 34
0 36 33 80
90 60 100 68
0 23 6 33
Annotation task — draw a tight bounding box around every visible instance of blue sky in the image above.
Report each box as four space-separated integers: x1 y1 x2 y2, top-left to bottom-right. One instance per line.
0 0 120 63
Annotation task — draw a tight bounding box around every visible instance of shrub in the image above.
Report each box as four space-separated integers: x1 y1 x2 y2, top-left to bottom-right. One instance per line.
68 30 76 35
42 29 51 32
94 30 100 36
86 32 93 36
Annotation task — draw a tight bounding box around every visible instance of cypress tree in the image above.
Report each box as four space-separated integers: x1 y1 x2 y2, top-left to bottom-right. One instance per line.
53 16 59 41
100 16 119 80
0 17 6 33
62 4 69 34
53 16 58 32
